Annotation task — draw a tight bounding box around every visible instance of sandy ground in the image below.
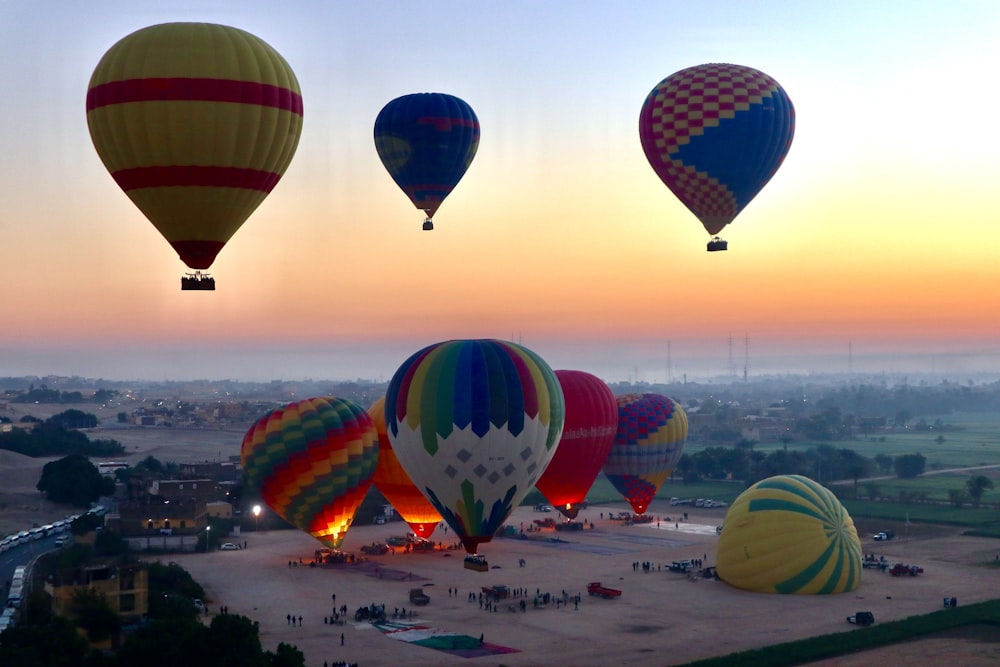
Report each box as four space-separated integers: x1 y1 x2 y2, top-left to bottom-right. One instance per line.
166 507 999 667
3 409 1000 665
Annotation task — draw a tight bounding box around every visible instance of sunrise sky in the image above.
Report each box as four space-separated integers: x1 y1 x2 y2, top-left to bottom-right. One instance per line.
1 1 997 382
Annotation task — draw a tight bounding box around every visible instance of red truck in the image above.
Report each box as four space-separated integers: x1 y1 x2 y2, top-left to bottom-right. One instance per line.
889 563 923 577
587 582 622 599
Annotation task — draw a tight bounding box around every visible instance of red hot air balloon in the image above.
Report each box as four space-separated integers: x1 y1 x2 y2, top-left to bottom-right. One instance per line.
368 396 443 540
535 371 618 520
241 397 378 550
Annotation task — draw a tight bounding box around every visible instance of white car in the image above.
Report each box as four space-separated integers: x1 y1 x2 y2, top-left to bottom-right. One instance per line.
219 542 241 551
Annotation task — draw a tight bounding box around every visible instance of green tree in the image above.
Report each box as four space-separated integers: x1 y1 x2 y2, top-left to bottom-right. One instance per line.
892 453 926 479
46 409 98 429
71 588 121 644
270 642 306 667
36 454 115 506
874 453 894 475
0 615 90 667
948 489 969 508
965 475 994 509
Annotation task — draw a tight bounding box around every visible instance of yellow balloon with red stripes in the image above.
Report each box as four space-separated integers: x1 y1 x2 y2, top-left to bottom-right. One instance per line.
716 475 862 594
86 23 303 272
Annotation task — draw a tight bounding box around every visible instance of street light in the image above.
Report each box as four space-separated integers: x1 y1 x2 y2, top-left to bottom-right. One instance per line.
205 525 211 552
252 504 262 531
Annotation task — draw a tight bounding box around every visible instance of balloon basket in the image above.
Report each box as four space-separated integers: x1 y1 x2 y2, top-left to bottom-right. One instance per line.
422 218 434 231
181 273 215 291
707 238 728 252
464 555 489 572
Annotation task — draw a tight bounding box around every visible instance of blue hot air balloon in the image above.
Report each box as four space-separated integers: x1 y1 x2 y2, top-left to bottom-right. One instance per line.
374 93 479 230
639 63 795 251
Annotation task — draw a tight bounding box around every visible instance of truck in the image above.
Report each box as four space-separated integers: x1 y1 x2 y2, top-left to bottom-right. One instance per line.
409 588 430 606
586 582 621 599
873 530 895 541
669 560 694 573
889 563 923 577
847 611 875 626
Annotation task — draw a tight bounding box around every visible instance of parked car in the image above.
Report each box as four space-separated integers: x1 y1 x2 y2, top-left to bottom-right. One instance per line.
219 542 241 551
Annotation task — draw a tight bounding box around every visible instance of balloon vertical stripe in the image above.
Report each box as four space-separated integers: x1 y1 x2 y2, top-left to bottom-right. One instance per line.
387 339 564 556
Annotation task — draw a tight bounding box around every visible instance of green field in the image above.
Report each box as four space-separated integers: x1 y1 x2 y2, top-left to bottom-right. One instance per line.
749 410 1000 469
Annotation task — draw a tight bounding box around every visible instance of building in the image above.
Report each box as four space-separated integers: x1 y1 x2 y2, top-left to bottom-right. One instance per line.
45 559 149 648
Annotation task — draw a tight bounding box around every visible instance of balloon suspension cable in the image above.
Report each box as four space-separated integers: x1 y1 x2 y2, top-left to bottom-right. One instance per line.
422 216 434 231
707 237 728 252
181 271 216 291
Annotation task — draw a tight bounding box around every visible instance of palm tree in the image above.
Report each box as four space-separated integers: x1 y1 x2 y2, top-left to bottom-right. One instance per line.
965 475 994 509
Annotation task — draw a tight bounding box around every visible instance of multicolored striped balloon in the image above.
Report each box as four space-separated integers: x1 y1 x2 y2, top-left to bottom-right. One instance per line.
386 339 564 555
368 395 443 540
374 93 479 229
535 370 618 520
717 475 862 594
87 23 304 271
639 63 794 242
603 393 687 515
241 397 378 550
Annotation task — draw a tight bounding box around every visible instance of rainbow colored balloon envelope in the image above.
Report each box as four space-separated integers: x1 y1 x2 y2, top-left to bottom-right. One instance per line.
535 370 618 520
368 395 443 540
241 397 378 550
603 393 687 515
87 22 303 273
386 339 564 556
639 63 794 244
717 475 862 594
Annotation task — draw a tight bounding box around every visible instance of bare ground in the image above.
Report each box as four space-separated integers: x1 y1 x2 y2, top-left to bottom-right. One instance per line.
3 410 999 666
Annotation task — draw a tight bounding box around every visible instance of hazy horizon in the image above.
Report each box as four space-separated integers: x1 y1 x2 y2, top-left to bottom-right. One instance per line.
4 337 998 385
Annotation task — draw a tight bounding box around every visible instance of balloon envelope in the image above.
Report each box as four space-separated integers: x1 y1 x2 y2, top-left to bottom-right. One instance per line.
386 339 564 555
87 22 304 271
602 393 687 514
717 475 862 594
535 370 617 519
368 395 443 540
374 93 479 224
638 63 794 238
241 397 378 549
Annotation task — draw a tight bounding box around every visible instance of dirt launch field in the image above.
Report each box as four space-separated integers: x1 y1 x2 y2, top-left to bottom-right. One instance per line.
2 413 999 665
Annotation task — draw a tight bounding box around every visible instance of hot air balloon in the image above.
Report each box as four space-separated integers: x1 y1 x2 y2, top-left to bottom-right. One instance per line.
716 475 862 594
374 93 479 231
603 393 687 515
638 63 794 251
535 370 617 520
385 339 564 570
367 395 443 540
241 397 378 550
87 23 304 290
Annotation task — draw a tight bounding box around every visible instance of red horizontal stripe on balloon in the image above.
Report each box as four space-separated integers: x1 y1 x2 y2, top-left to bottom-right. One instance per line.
416 116 479 129
112 166 282 192
87 78 303 116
